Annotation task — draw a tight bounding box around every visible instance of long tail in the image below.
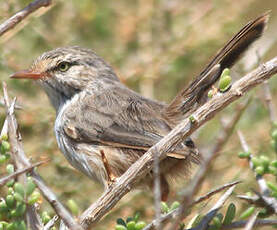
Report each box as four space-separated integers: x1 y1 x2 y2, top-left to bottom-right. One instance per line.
165 12 269 124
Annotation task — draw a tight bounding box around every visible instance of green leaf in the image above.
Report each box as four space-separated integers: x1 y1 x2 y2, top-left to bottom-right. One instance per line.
238 151 250 159
42 211 51 224
223 203 236 225
14 192 23 203
6 164 14 174
126 217 133 223
14 182 25 197
117 218 126 227
239 206 255 219
14 203 26 217
135 221 146 230
67 199 79 215
251 157 261 168
267 181 277 193
115 225 127 230
260 155 270 169
0 201 8 213
169 201 180 211
255 166 265 175
27 191 40 205
133 212 140 222
26 177 36 196
1 141 10 152
161 201 169 213
220 68 230 78
5 194 15 208
126 221 136 230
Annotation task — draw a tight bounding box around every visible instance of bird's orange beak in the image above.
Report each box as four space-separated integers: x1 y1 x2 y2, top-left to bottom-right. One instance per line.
10 70 44 80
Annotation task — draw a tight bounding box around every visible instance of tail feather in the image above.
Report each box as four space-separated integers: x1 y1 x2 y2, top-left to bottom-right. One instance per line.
165 12 269 123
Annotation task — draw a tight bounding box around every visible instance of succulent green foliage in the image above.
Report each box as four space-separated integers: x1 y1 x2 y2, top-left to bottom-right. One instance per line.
115 213 146 230
218 68 232 92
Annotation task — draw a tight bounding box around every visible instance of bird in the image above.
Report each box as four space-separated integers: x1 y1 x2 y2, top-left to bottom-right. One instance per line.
11 13 268 201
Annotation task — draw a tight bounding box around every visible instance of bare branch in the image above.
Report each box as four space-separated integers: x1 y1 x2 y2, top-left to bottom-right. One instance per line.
2 90 42 229
237 131 277 213
263 81 277 123
79 57 277 229
221 219 277 229
194 181 241 205
188 185 236 230
0 160 47 187
243 212 258 230
2 82 83 230
143 181 240 230
43 215 59 230
0 0 52 37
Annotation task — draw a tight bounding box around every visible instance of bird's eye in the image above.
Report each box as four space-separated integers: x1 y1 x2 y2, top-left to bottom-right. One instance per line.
58 62 70 72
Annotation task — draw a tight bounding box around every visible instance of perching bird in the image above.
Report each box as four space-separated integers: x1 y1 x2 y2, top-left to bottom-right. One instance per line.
11 13 268 200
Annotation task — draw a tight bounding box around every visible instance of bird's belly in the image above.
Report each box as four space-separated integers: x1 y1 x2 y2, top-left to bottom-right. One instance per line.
54 102 107 185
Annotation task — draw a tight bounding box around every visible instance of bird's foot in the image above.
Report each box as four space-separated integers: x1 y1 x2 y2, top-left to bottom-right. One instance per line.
100 150 117 187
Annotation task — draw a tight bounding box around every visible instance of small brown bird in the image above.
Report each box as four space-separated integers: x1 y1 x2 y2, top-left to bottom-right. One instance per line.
11 14 268 200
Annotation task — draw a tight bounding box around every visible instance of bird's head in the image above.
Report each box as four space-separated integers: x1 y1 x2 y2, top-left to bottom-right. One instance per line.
11 46 119 111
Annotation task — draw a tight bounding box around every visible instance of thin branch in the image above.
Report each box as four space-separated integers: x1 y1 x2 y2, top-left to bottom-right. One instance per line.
2 93 42 230
153 146 162 230
0 0 52 37
237 130 277 213
79 57 277 229
237 131 270 195
2 82 83 230
0 98 22 110
169 99 250 230
194 181 241 205
143 181 240 230
210 98 251 155
221 219 277 229
43 215 59 230
0 160 47 186
243 212 258 230
263 81 277 123
188 185 236 230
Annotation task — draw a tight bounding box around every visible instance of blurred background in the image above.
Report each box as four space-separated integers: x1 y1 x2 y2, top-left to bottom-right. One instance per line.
0 0 277 229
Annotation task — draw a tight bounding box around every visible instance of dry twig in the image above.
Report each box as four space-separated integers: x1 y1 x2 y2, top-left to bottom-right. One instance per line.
0 160 47 187
0 0 52 37
188 185 236 230
221 219 277 229
79 57 277 229
243 212 258 230
143 181 240 230
2 83 83 230
237 130 277 213
2 93 42 230
168 99 250 230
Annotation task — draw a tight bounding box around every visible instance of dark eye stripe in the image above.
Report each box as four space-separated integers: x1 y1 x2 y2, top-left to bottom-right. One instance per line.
47 61 78 72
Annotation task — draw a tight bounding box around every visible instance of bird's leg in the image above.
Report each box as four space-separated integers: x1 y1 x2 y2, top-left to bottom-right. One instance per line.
100 150 117 185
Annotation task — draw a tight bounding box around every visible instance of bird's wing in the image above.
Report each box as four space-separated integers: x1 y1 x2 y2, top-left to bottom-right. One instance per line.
61 84 196 159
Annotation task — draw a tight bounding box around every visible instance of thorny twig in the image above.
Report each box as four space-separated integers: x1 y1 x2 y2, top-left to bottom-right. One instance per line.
188 185 236 230
168 99 250 230
243 212 258 230
143 181 240 230
0 160 47 187
263 81 277 123
43 215 59 230
2 83 83 230
0 0 52 37
237 130 277 213
2 92 42 229
79 57 277 229
221 219 277 229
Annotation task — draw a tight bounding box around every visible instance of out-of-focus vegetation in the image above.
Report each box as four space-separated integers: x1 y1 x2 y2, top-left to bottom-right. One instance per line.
0 0 277 229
